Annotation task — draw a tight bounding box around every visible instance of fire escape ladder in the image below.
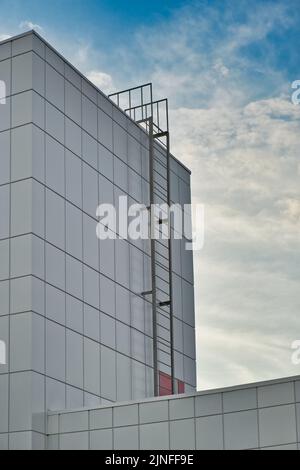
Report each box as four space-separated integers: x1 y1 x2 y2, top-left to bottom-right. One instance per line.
109 84 175 396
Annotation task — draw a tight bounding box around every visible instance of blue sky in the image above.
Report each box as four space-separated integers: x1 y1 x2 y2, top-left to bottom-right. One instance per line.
1 0 299 88
1 0 300 389
1 0 188 43
1 0 299 102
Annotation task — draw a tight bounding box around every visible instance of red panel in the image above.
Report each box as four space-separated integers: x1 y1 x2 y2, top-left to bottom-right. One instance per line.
159 372 172 390
159 387 171 397
159 371 172 396
158 373 185 396
178 380 185 394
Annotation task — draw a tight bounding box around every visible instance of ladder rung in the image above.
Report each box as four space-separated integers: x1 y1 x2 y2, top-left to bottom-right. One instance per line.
154 131 168 139
141 290 153 297
159 300 171 307
136 117 152 124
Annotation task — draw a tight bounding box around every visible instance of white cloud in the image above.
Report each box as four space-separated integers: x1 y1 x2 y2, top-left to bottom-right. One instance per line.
213 60 230 77
171 95 300 389
74 43 91 67
0 34 12 41
277 198 300 223
19 21 43 33
226 6 290 52
86 71 114 95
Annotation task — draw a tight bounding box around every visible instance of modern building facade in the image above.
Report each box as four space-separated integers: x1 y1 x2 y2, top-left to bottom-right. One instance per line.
0 31 195 449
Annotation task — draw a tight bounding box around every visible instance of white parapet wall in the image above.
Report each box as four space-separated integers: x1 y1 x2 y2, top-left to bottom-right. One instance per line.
47 374 300 450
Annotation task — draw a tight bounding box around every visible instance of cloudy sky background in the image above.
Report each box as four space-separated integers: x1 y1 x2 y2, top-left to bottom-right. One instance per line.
1 0 300 389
